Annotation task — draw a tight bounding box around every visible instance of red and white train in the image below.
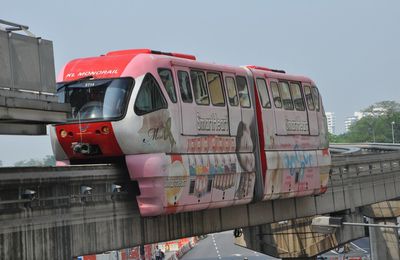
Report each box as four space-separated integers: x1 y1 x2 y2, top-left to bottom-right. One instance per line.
51 49 331 216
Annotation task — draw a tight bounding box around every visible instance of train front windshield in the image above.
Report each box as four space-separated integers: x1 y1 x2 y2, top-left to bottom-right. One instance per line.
57 77 134 122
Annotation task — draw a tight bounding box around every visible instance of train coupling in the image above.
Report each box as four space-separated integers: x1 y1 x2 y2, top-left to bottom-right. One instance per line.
72 142 101 155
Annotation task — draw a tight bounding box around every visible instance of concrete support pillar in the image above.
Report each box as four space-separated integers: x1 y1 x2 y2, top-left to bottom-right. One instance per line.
234 213 365 259
369 218 400 260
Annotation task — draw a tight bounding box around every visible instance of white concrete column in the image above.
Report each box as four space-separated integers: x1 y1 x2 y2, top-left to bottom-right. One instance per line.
369 218 400 260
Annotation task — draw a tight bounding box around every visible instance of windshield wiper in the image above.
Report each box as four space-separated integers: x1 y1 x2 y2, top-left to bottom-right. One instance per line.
57 76 94 90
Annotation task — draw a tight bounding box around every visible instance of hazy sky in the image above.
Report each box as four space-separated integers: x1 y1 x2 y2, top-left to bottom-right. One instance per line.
1 0 399 165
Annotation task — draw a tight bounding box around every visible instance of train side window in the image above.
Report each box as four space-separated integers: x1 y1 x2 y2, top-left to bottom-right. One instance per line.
311 86 320 111
225 77 239 106
190 70 209 105
178 71 193 103
236 76 251 108
134 73 167 115
158 68 177 103
270 81 282 108
279 81 294 110
289 83 305 111
207 72 225 106
207 178 213 192
304 85 315 111
189 180 195 194
256 78 271 108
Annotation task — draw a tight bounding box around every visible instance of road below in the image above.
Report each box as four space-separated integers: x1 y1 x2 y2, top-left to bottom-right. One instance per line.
181 231 278 260
181 231 371 259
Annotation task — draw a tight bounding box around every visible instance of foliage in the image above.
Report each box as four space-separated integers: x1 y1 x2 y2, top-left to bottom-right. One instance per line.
328 133 347 143
330 100 400 143
14 155 56 167
362 101 400 115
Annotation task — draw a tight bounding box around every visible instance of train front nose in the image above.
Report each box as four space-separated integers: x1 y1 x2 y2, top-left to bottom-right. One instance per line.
55 122 123 161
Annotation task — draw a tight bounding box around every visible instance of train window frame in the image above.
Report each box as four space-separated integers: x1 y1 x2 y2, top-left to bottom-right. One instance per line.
303 85 315 111
177 70 193 103
311 86 320 112
289 82 305 111
225 76 239 106
207 72 226 107
190 70 210 106
134 73 168 116
279 81 294 110
270 81 282 109
256 78 271 109
58 77 135 123
158 68 177 103
236 75 251 108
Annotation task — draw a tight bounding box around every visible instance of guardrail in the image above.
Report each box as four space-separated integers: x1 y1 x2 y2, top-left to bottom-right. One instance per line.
331 143 400 152
0 164 132 211
329 145 361 154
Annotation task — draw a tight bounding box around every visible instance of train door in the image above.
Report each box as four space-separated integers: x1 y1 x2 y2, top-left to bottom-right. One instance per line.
288 81 309 134
303 84 318 135
203 71 229 136
173 66 197 135
269 80 309 136
269 79 286 135
223 73 241 136
255 76 276 149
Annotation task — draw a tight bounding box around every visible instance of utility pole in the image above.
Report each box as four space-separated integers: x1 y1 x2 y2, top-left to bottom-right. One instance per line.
392 121 395 144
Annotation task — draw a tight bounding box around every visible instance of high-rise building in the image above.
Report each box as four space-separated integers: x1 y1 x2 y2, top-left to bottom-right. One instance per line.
325 112 336 134
344 112 364 132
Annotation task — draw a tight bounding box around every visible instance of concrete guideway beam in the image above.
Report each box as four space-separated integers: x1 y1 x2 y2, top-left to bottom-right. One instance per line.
0 123 47 135
0 153 400 258
0 96 70 135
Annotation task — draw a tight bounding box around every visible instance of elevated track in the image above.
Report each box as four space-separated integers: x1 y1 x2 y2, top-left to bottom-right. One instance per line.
0 147 400 259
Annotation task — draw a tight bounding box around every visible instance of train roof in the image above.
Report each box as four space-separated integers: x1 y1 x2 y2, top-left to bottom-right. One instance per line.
59 49 314 84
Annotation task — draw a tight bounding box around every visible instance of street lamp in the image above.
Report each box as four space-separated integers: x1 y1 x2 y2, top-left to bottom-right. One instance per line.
367 122 376 143
392 121 395 144
311 216 400 234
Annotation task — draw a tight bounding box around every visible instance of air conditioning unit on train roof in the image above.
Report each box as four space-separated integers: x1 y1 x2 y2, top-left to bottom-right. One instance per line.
105 49 196 60
246 65 285 74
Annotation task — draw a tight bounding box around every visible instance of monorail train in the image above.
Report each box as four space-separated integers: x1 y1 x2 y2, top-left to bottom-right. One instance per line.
50 49 331 216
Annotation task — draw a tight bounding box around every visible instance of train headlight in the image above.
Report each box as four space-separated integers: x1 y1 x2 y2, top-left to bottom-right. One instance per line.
101 126 110 134
60 129 68 138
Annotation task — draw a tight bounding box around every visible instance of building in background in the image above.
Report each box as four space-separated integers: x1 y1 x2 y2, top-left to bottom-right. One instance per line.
344 112 364 132
325 112 336 134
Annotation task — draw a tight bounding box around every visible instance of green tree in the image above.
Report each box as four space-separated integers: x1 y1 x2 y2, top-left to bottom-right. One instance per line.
362 101 400 115
328 133 347 143
14 155 56 167
339 100 400 143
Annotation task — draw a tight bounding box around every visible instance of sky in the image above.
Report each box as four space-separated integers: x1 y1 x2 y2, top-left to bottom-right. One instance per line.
1 0 399 165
